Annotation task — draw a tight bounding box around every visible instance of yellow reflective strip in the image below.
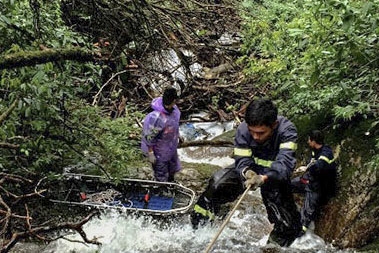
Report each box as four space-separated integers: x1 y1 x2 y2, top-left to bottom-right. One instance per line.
254 157 273 168
279 142 297 150
319 155 334 164
193 204 215 220
234 148 252 157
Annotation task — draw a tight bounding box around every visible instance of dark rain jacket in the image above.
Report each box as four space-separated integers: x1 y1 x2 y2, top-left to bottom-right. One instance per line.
234 116 298 182
303 144 337 199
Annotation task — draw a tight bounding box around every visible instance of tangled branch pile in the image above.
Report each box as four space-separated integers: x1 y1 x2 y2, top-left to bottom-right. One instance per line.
61 0 265 119
0 173 99 253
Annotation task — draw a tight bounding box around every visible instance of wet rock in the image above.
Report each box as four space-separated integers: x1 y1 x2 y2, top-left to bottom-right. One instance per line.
314 121 379 249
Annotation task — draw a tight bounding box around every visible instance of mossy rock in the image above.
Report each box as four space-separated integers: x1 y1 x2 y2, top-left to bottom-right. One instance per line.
314 119 379 249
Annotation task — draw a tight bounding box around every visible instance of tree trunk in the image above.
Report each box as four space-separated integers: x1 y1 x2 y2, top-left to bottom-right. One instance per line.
0 48 94 70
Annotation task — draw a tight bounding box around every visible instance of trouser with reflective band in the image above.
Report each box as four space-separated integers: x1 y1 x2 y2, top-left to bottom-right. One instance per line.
261 179 302 245
191 166 244 227
191 166 302 244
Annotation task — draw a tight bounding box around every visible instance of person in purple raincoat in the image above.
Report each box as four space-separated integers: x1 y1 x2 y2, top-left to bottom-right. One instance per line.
141 87 181 182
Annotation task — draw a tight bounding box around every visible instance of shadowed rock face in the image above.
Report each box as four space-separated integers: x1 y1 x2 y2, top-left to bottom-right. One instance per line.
314 124 379 249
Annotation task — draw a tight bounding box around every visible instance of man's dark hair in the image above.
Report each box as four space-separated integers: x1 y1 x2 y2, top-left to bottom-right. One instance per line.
245 98 278 126
163 87 178 106
309 130 324 145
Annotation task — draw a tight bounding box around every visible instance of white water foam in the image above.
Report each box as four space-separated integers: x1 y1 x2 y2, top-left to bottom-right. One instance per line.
42 210 220 253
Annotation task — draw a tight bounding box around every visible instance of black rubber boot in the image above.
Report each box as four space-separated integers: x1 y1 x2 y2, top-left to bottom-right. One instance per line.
268 224 301 247
168 174 175 183
190 195 215 229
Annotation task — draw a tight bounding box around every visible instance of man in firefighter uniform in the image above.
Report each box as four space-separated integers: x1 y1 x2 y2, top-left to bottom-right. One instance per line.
291 130 337 235
191 98 302 247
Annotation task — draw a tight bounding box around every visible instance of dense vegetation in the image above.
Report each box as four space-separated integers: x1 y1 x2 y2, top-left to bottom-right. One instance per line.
240 0 379 131
240 0 378 162
0 0 241 178
0 1 146 178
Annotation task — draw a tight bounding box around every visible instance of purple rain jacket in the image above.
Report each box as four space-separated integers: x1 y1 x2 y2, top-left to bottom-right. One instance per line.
141 97 181 162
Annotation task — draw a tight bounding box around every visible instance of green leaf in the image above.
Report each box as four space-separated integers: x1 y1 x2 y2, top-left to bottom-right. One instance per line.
310 69 320 85
361 2 373 16
288 28 304 36
0 15 11 25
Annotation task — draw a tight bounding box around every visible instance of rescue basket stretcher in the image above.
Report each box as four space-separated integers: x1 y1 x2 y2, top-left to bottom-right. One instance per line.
37 173 196 216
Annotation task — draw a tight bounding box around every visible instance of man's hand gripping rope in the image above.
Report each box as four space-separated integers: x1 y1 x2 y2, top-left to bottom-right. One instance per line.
244 170 264 190
295 158 316 173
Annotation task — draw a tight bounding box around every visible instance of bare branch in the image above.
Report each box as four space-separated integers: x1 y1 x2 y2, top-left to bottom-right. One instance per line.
0 143 19 149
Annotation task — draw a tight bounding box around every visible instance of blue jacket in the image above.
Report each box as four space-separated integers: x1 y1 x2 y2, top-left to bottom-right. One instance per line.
234 116 298 182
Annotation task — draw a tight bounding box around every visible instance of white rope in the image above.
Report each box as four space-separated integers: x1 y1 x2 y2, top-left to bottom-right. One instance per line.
204 185 252 253
84 189 121 204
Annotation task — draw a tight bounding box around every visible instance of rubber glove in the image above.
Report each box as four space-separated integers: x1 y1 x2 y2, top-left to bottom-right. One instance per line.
244 170 264 190
295 166 307 173
148 151 156 164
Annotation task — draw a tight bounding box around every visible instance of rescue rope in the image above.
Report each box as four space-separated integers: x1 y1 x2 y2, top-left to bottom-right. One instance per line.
84 189 121 204
204 184 251 253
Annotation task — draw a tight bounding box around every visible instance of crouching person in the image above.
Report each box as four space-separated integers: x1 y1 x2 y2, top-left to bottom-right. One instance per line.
190 98 302 247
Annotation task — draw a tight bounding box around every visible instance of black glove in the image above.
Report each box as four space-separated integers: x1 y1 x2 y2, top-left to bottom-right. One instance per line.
244 170 264 190
179 136 184 144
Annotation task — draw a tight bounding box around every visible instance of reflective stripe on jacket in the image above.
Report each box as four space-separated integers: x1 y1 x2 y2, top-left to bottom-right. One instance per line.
234 116 298 182
308 145 336 176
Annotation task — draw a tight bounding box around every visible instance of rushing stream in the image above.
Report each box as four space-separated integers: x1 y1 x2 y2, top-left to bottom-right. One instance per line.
38 191 354 253
13 122 356 253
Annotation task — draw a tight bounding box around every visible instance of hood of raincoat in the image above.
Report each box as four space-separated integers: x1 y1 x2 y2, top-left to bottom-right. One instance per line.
151 97 168 113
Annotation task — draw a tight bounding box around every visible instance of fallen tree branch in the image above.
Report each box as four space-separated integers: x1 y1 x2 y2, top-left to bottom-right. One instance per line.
92 70 129 106
179 139 233 148
0 143 19 149
1 211 100 253
0 173 101 253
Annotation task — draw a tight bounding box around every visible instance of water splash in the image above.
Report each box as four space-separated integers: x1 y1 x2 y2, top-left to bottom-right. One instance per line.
39 202 355 253
42 211 220 253
291 230 326 251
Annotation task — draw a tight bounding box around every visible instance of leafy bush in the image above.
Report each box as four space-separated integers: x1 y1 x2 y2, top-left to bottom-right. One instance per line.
240 0 379 127
0 0 144 177
91 109 145 177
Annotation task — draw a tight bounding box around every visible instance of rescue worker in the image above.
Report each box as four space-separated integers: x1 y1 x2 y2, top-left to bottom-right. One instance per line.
191 98 302 247
141 87 181 182
291 130 337 235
